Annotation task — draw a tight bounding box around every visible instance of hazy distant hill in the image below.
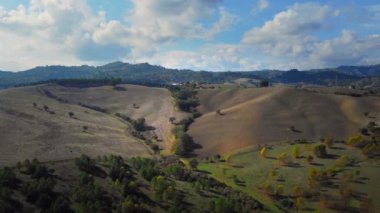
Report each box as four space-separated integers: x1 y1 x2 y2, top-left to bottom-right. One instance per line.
0 62 379 88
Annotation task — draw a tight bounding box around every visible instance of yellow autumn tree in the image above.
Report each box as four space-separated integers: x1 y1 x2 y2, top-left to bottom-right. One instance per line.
259 147 267 158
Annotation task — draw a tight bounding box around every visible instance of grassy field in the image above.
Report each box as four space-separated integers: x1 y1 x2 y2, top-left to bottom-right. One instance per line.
197 139 380 212
189 85 380 157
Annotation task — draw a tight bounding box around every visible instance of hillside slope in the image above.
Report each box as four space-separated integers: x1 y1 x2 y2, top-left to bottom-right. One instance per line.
0 84 185 165
188 86 380 157
44 84 188 146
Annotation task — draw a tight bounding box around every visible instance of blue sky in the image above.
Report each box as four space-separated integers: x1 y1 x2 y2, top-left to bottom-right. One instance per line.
0 0 379 71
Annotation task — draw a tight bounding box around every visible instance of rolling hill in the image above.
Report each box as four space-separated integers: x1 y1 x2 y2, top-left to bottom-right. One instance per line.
1 62 380 88
0 83 185 166
188 86 380 157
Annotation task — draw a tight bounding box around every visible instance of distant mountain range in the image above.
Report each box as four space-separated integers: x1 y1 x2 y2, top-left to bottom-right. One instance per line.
0 62 379 88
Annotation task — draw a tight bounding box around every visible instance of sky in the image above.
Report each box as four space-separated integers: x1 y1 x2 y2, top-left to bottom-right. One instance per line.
0 0 379 72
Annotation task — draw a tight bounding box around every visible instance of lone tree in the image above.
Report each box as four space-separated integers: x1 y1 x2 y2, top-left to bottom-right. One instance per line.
83 126 88 132
259 80 269 87
43 105 49 111
33 102 37 108
68 112 74 118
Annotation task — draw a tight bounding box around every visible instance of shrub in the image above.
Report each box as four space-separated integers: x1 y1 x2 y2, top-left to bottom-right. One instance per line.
277 152 292 166
292 185 303 197
347 135 364 147
291 146 300 159
68 112 74 117
295 197 305 210
189 159 198 169
313 144 327 158
262 181 273 195
275 184 284 197
334 155 349 168
306 155 314 164
323 138 333 148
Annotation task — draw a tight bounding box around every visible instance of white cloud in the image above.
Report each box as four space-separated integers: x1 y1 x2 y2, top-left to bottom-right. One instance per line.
0 1 379 71
0 0 233 70
243 3 338 57
204 8 238 39
310 30 380 67
257 0 269 11
142 44 261 71
241 2 380 69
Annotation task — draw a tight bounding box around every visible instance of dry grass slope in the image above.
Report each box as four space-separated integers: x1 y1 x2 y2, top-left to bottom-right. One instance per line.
0 84 185 166
188 86 380 157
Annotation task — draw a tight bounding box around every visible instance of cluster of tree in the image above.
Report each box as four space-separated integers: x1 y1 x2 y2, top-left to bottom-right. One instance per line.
42 78 123 88
0 167 17 188
115 113 147 131
75 154 99 175
1 155 268 212
171 124 198 156
130 157 160 181
113 85 127 91
72 172 109 212
42 89 69 103
78 102 108 113
77 155 147 212
18 159 50 179
160 157 264 212
131 118 147 132
169 84 200 113
18 160 71 212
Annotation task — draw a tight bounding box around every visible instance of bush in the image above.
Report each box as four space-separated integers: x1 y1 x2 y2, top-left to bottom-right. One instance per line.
306 155 314 164
313 144 327 158
189 159 198 169
291 146 300 159
347 135 364 147
277 152 292 166
334 155 349 168
323 138 333 148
